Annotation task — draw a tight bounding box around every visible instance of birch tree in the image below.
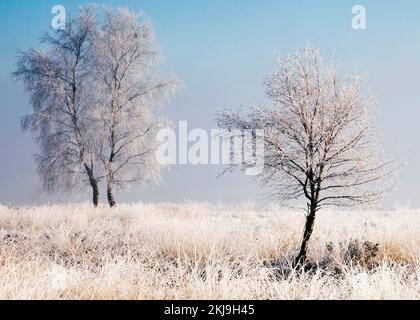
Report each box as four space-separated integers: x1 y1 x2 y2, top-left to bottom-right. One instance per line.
93 8 178 207
14 8 102 206
216 47 393 266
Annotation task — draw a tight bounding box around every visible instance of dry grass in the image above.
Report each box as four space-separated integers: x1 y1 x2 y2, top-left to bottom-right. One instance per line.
0 202 418 300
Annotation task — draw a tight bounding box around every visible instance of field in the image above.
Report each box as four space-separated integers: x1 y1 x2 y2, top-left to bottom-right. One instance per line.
0 202 418 300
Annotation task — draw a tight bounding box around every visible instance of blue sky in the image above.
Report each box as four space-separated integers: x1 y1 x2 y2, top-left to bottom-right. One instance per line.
1 1 420 207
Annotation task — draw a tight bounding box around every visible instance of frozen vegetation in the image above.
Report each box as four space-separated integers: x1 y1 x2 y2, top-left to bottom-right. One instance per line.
0 202 418 300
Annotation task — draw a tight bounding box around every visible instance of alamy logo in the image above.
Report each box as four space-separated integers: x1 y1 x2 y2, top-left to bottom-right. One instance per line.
352 5 366 30
155 121 265 176
51 5 66 30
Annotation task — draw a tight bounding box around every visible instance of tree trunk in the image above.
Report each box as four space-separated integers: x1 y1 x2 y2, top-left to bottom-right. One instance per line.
91 180 99 207
107 151 116 208
85 165 99 207
294 203 317 267
107 184 116 208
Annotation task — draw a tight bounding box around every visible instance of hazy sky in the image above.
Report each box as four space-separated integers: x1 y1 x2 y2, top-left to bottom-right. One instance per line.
1 0 420 207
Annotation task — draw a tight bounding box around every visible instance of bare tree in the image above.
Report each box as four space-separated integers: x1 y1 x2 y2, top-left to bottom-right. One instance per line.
216 47 393 266
92 8 179 207
14 8 102 206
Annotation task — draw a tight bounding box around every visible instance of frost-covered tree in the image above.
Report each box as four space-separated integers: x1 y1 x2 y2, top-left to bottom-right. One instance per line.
14 7 102 206
216 47 393 266
92 8 179 207
15 6 178 207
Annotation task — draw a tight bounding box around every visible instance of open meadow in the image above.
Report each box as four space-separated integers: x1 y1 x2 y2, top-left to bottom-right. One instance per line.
0 202 418 300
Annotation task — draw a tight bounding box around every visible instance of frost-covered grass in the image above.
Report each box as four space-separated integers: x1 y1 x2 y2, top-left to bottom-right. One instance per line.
0 202 418 300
